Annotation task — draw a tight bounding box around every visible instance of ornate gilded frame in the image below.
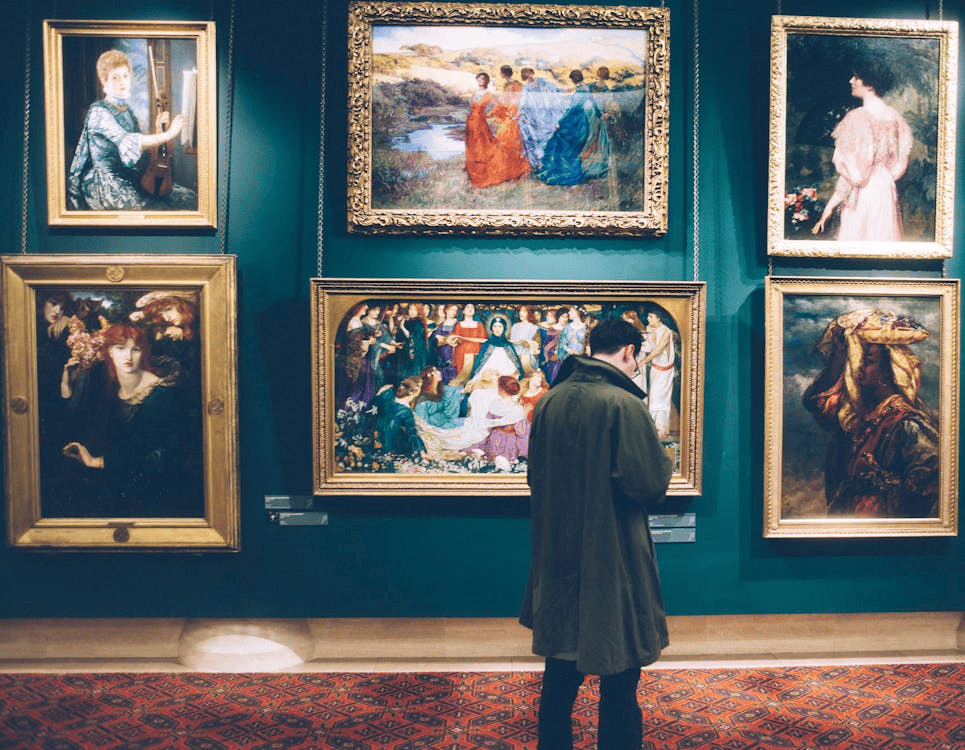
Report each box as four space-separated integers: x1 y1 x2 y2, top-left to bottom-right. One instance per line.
346 2 670 236
1 255 238 549
43 20 217 228
312 279 705 496
768 16 957 258
764 276 958 538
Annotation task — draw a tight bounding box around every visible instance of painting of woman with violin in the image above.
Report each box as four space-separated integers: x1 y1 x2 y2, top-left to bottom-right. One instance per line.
44 21 217 227
67 45 197 212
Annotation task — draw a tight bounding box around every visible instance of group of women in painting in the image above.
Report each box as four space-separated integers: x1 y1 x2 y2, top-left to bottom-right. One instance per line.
465 65 613 189
335 301 677 468
36 290 203 518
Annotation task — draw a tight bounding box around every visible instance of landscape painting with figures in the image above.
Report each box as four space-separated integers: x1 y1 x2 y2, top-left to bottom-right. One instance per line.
347 2 669 235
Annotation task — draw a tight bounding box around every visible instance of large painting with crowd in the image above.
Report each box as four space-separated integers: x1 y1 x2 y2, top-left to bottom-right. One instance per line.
329 298 682 480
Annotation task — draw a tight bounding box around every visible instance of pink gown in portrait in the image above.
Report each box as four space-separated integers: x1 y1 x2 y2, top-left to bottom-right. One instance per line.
830 106 913 242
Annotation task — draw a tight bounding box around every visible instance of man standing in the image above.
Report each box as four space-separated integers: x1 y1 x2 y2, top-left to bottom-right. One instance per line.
520 317 673 750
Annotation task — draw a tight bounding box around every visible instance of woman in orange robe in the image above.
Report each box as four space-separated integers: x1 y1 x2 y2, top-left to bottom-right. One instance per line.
452 303 487 378
465 72 530 188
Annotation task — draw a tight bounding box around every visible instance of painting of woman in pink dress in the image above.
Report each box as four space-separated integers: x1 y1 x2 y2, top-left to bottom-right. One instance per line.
811 59 912 242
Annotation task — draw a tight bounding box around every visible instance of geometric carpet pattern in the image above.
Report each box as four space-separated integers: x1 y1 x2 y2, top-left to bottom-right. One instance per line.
1 664 964 749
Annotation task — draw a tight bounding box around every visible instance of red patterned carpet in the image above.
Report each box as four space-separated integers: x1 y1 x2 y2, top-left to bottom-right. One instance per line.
1 664 964 749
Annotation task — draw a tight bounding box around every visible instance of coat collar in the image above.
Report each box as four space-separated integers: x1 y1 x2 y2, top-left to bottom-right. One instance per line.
551 355 647 400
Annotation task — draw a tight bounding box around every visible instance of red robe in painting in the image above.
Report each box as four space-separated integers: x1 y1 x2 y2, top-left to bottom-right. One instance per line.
465 85 530 188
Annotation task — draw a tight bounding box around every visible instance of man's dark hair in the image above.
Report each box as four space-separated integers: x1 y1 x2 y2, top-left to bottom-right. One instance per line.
589 317 643 358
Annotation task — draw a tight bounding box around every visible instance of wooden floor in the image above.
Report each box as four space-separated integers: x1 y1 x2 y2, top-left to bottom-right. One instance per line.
1 614 962 673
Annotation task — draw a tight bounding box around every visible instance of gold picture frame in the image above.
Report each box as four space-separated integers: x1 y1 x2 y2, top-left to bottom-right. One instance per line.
43 20 217 228
768 15 958 258
312 279 705 496
1 255 238 549
764 276 959 538
346 1 670 236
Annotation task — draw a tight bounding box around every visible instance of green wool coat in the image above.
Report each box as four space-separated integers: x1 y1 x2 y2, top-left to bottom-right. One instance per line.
519 355 673 676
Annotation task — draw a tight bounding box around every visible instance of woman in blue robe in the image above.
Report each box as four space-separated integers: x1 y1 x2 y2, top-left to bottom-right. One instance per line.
397 304 429 381
537 70 611 187
370 378 426 458
466 315 526 383
518 68 568 171
414 366 466 430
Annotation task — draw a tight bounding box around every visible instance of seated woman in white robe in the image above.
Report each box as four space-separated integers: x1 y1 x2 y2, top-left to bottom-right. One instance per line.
414 370 500 456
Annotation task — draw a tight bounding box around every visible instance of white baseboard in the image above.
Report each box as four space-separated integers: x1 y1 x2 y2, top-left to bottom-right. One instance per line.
0 612 962 671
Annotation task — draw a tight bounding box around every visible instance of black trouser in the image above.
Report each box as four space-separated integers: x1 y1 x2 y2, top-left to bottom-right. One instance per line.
537 656 643 750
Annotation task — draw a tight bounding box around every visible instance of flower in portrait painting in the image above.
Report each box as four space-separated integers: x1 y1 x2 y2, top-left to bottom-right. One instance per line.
784 185 824 235
65 316 105 369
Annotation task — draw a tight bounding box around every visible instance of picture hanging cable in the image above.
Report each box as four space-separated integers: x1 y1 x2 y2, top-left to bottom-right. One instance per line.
20 0 32 254
317 0 329 279
217 0 237 254
692 0 700 281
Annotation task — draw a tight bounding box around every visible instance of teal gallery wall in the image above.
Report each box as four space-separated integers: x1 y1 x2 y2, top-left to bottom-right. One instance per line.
0 0 962 618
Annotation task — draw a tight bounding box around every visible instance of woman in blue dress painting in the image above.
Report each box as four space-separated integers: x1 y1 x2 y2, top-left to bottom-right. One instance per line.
517 68 567 171
67 49 196 211
537 69 611 186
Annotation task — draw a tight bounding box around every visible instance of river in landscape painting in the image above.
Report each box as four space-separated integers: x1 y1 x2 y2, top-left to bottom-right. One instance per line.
392 121 464 161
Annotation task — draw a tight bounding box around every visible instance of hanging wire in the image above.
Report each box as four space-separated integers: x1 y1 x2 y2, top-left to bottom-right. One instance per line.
691 0 700 281
217 0 237 254
317 0 328 278
20 0 32 253
939 0 943 21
